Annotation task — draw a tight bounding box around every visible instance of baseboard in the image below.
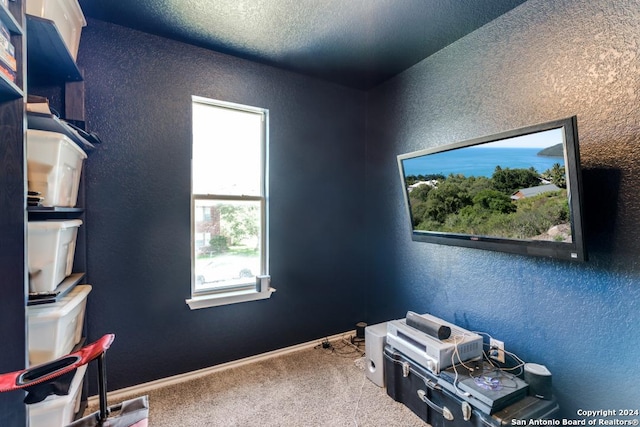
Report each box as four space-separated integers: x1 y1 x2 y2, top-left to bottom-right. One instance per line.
87 330 355 405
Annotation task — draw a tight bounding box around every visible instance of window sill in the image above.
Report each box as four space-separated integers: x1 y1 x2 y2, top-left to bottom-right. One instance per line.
186 287 275 310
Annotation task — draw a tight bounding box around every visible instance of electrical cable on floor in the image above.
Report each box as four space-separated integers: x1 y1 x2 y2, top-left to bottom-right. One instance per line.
313 335 367 425
315 334 365 358
342 334 365 354
352 368 367 427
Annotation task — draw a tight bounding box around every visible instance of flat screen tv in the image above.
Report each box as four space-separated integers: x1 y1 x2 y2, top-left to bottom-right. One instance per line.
397 116 586 261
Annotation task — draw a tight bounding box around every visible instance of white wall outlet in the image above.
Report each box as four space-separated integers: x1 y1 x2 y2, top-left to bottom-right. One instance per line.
489 338 505 363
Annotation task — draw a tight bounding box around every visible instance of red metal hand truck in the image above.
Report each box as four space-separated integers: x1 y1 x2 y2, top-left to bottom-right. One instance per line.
0 334 149 426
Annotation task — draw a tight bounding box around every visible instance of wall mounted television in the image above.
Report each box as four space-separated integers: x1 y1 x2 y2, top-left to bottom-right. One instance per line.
397 116 587 261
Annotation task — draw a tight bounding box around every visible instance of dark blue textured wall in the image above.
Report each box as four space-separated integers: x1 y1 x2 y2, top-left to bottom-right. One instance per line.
78 19 367 391
77 0 640 416
366 0 640 417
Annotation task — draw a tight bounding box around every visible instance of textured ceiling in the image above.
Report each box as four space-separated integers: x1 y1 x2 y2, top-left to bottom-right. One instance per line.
77 0 528 90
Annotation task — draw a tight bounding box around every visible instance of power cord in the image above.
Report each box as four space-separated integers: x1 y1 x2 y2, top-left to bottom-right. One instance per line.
344 335 365 354
352 369 366 427
313 335 367 426
315 334 365 357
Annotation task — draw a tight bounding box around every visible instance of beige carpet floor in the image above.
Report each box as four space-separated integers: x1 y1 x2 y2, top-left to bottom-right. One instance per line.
89 337 427 426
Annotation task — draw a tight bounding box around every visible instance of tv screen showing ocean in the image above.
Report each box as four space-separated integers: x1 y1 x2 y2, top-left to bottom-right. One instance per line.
402 146 565 179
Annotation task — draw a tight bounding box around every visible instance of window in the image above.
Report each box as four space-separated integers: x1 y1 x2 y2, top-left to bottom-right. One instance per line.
187 96 271 309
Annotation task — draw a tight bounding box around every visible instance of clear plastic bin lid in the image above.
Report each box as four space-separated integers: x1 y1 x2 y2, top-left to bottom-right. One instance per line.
28 219 83 231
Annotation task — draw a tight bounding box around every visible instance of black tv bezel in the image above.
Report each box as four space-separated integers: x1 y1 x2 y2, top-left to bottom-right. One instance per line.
397 116 587 262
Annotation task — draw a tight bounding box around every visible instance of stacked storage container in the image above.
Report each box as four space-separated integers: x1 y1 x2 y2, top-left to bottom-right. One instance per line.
27 219 83 293
26 0 86 61
26 127 90 425
27 365 88 427
26 127 86 297
25 2 89 424
26 129 87 209
26 135 89 427
27 285 92 366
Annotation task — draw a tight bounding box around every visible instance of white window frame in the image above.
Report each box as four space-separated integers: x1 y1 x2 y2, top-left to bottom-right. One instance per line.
186 96 273 309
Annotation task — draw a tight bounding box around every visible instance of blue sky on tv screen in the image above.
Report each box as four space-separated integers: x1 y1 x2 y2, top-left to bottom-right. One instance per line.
402 128 565 178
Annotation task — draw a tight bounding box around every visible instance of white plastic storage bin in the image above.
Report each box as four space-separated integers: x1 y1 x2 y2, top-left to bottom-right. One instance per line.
27 129 87 208
27 365 87 427
28 219 82 293
26 0 87 60
27 284 91 366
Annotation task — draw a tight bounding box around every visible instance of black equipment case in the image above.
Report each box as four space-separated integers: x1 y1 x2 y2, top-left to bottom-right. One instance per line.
383 345 559 426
